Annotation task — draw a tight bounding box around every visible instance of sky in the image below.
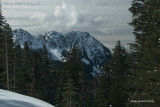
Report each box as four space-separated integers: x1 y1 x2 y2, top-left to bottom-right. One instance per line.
1 0 134 50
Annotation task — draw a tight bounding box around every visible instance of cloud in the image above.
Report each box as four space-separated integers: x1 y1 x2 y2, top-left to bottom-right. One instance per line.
54 2 66 16
93 16 102 22
30 12 46 21
2 0 134 49
53 2 79 28
67 11 78 27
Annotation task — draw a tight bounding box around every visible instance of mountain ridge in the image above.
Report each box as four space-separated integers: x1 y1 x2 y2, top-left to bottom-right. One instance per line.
12 28 111 75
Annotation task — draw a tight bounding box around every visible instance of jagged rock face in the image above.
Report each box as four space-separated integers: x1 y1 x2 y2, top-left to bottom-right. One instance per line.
12 29 111 74
65 31 111 66
44 31 66 49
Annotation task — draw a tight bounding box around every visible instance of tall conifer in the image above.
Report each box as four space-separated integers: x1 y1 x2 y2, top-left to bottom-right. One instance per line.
129 0 160 106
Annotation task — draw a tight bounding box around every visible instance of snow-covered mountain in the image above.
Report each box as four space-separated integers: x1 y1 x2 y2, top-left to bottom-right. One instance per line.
12 28 111 74
0 89 54 107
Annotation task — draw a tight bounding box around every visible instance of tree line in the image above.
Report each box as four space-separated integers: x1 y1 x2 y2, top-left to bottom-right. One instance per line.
0 0 160 107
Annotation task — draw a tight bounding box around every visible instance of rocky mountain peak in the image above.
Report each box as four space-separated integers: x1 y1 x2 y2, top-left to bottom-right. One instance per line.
12 29 111 75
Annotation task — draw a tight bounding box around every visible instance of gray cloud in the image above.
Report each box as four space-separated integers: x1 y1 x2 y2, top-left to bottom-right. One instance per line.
2 0 134 49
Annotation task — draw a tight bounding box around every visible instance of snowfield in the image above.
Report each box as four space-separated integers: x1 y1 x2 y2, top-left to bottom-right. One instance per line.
0 89 54 107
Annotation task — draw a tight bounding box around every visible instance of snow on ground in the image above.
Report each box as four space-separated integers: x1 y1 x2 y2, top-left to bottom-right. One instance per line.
0 89 54 107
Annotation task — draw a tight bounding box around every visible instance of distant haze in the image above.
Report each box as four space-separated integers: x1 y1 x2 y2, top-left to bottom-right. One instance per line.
2 0 134 50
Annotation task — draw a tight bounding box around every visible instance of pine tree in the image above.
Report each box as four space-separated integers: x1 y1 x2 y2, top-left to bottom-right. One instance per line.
31 50 41 98
31 45 57 104
0 4 14 90
0 21 6 89
94 63 113 107
77 52 90 107
13 44 23 93
21 42 35 96
60 46 87 107
39 45 51 100
55 67 65 107
0 24 14 91
5 24 15 91
94 41 129 107
129 0 160 106
107 41 129 107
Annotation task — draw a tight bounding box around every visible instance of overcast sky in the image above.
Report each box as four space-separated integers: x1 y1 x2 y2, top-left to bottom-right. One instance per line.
2 0 134 49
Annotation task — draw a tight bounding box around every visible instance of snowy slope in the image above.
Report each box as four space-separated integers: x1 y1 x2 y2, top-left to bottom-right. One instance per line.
12 29 43 49
12 29 111 74
0 89 54 107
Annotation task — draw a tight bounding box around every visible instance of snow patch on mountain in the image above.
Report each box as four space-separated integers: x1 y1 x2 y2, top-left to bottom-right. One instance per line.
50 49 62 61
81 58 90 65
92 66 102 76
12 29 43 49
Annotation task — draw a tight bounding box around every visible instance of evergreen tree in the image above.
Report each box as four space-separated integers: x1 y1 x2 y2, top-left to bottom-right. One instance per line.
95 41 129 107
39 45 51 100
78 65 89 107
129 0 160 106
108 41 129 107
4 24 15 91
0 4 14 90
55 66 65 107
21 42 35 96
60 46 87 107
0 22 7 89
94 63 113 107
31 45 56 104
0 24 14 91
0 10 6 88
31 50 42 98
13 44 23 93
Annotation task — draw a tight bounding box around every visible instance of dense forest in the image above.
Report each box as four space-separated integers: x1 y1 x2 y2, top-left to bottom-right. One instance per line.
0 0 160 107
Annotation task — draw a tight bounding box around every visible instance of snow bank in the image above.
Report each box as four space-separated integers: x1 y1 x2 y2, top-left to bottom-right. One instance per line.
0 89 54 107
